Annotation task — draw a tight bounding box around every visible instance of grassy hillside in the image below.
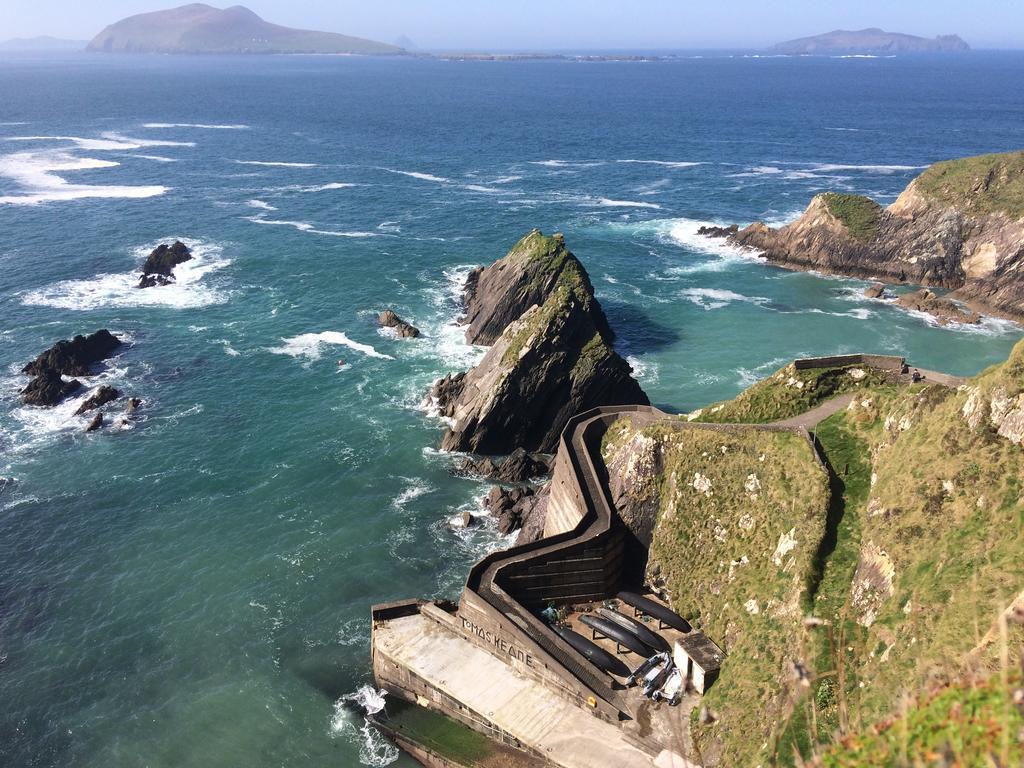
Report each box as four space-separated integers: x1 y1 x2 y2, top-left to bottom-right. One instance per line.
633 342 1024 764
602 421 830 766
913 150 1024 219
690 362 888 424
821 193 884 242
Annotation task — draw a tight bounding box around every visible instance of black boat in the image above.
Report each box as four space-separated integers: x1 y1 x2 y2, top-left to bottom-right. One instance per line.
552 625 631 678
617 591 692 633
579 614 656 657
598 607 671 653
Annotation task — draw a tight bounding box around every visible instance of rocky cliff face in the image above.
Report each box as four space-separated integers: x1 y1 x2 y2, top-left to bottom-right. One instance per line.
726 151 1024 320
431 230 647 454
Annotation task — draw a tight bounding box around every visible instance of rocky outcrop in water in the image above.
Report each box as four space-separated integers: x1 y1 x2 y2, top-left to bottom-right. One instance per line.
378 310 420 338
74 385 121 415
722 151 1024 322
23 330 122 377
21 330 123 407
431 230 648 454
21 369 82 407
893 289 980 325
138 241 192 288
85 413 104 433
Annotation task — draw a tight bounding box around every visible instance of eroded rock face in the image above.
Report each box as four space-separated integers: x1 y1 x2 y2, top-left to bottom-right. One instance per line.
864 282 887 299
433 230 648 454
461 229 614 347
720 152 1024 321
21 369 82 407
378 310 420 338
138 241 192 288
74 385 120 415
458 448 550 482
23 330 122 377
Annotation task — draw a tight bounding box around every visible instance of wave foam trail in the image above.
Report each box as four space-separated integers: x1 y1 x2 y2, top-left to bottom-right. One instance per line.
22 238 231 309
681 288 769 310
269 332 394 361
0 150 167 205
246 199 277 211
596 198 662 209
243 215 377 238
617 159 701 168
383 169 451 183
234 160 317 168
6 133 195 150
332 687 398 767
143 123 249 130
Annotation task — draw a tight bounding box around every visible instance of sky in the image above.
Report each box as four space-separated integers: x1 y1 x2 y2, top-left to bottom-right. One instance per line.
3 0 1023 50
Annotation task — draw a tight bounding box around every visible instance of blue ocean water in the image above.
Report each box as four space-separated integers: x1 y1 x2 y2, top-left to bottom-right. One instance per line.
0 51 1022 767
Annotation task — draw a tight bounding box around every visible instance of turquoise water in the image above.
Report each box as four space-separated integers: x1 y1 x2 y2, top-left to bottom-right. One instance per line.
1 51 1022 767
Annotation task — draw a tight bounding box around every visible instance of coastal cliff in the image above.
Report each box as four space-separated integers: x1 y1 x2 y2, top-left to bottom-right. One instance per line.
598 346 1024 764
431 230 648 454
726 151 1024 320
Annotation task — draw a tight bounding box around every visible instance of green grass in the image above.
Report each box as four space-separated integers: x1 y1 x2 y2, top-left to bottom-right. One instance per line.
821 675 1024 767
692 364 889 424
821 193 884 242
383 700 496 765
913 150 1024 219
604 422 830 766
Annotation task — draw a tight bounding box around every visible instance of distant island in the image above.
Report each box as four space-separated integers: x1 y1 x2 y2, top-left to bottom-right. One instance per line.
0 36 86 51
773 28 970 55
87 3 403 55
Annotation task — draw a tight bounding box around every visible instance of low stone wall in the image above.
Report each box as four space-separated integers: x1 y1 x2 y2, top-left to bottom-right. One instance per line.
793 353 905 374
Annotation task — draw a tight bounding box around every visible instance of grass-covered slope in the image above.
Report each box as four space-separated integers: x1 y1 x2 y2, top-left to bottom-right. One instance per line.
625 343 1024 764
912 150 1024 220
602 421 830 766
690 363 888 424
822 193 884 242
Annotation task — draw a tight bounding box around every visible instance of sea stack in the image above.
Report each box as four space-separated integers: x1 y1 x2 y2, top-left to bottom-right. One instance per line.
430 229 648 454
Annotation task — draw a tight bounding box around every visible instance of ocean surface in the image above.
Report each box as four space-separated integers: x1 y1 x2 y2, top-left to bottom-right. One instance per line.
1 50 1023 767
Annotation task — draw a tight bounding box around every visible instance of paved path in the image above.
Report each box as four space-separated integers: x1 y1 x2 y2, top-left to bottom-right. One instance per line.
773 393 855 429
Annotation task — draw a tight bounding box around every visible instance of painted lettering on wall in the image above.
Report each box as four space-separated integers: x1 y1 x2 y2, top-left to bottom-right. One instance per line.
460 616 535 667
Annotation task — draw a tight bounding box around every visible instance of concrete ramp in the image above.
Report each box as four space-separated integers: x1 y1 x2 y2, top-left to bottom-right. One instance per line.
374 611 661 768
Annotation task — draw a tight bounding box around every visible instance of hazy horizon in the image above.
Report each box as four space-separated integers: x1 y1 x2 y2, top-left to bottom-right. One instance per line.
3 0 1023 50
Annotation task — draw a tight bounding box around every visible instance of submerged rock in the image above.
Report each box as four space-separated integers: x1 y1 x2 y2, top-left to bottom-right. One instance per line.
74 385 120 415
138 241 192 288
432 230 648 454
23 330 122 377
378 309 420 338
21 369 82 407
863 282 887 299
893 288 980 325
697 224 738 238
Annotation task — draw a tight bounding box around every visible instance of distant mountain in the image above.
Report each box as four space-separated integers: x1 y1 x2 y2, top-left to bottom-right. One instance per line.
87 4 403 55
0 36 86 51
393 34 418 51
773 28 970 55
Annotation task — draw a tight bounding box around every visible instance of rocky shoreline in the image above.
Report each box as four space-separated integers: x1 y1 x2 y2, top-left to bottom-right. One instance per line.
708 151 1024 324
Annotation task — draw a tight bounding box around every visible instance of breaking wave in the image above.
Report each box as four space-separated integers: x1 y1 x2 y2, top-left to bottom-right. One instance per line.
22 238 231 309
268 332 394 361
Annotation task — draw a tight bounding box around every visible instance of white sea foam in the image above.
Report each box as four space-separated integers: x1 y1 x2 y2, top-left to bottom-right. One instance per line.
596 198 662 209
135 155 178 163
383 168 451 183
626 355 659 384
331 687 398 767
243 215 378 237
6 133 195 150
681 288 769 311
0 150 167 205
144 123 249 130
22 238 231 309
811 163 924 173
529 159 605 168
617 159 701 168
269 332 394 361
490 175 522 184
235 160 317 168
246 199 277 211
463 184 505 194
